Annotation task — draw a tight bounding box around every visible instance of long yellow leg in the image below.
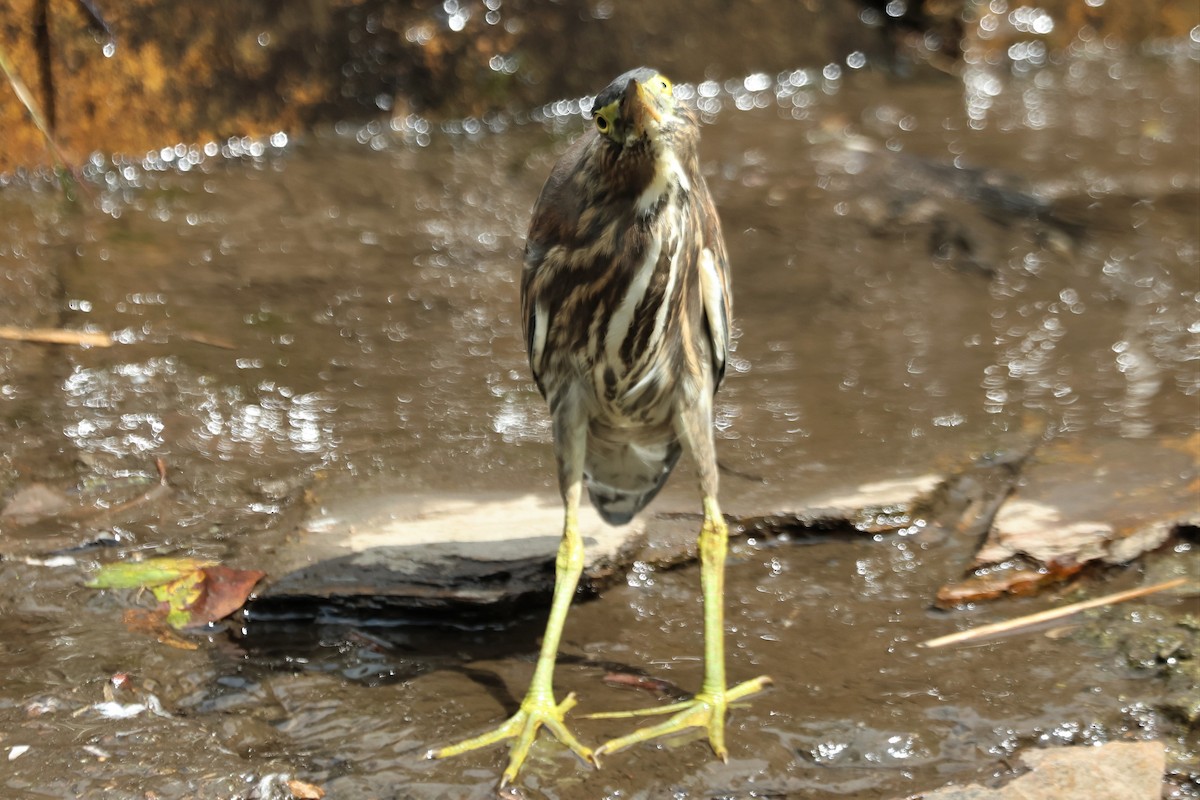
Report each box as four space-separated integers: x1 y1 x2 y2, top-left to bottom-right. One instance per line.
591 496 772 758
427 482 596 785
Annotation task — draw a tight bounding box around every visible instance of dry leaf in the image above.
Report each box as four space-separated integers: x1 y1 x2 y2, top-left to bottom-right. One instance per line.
286 779 325 799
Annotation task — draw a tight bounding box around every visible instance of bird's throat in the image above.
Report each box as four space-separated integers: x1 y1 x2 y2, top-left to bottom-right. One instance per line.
636 147 690 215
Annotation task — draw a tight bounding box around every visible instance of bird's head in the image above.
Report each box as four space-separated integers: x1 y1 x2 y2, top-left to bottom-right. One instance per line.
589 67 683 150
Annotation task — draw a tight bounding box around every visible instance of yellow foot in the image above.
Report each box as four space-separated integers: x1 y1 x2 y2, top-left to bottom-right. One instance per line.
590 675 772 759
426 692 596 786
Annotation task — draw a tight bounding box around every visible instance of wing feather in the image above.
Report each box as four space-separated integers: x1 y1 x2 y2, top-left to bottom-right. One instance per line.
697 188 732 390
520 133 594 397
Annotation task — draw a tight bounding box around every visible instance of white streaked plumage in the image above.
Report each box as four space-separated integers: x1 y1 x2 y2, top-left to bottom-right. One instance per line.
604 233 661 371
531 300 549 375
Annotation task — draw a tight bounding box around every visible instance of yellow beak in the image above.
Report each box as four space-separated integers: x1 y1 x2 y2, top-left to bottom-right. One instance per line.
625 79 663 138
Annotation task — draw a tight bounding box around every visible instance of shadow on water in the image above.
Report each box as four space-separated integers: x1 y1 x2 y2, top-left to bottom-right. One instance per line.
1 4 1198 799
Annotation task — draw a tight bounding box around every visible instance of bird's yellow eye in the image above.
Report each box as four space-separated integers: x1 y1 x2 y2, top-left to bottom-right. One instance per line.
657 76 672 94
594 102 618 136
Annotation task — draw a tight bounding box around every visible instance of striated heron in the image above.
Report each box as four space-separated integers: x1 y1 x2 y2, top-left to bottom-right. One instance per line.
428 67 771 785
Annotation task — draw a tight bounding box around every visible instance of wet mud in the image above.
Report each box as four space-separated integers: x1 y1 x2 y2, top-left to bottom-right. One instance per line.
1 12 1199 800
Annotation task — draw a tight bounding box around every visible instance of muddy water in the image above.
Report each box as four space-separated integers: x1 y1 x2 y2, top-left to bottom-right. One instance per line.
1 37 1199 800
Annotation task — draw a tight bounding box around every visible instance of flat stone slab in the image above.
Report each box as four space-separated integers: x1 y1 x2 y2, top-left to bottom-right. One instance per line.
249 468 949 618
939 434 1198 604
915 740 1166 800
251 490 644 617
981 435 1197 565
252 432 1196 616
755 472 945 533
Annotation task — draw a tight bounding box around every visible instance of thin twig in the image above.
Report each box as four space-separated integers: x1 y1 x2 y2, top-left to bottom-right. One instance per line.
0 42 62 158
92 458 171 519
918 577 1189 649
179 331 237 350
0 326 112 347
0 41 89 198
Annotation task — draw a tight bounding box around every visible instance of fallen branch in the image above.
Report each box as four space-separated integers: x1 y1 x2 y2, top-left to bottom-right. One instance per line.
918 577 1189 649
0 326 112 347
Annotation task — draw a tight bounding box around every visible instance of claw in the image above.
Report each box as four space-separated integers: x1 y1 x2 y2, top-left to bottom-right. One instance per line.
592 675 772 758
430 691 596 785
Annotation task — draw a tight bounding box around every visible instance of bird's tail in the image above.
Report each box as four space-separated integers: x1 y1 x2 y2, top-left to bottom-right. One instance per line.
584 433 681 526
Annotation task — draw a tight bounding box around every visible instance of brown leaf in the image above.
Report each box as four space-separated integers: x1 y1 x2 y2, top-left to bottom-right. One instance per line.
187 565 265 626
602 671 682 697
121 609 198 650
936 560 1084 607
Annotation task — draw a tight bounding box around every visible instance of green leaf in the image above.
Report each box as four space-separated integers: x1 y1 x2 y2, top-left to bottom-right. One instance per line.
150 572 207 629
85 557 216 590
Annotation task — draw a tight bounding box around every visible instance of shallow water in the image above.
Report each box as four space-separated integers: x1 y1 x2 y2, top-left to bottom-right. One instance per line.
1 29 1198 800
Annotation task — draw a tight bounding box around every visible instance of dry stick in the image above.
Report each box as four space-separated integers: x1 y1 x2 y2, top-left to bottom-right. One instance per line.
918 577 1189 649
0 41 90 199
0 326 238 350
0 326 112 347
0 43 64 162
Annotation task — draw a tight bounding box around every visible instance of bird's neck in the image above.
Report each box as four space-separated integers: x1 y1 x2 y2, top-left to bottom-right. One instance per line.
635 145 691 217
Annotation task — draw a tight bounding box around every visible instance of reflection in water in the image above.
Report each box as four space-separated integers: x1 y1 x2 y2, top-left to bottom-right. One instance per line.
490 389 550 445
1112 338 1163 438
62 360 173 455
61 358 338 460
224 390 333 455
